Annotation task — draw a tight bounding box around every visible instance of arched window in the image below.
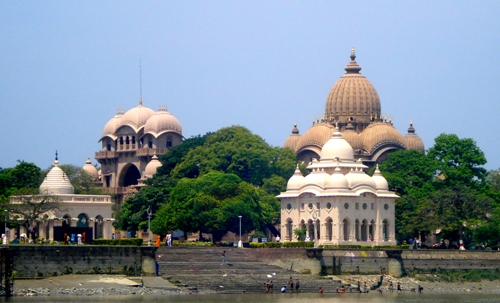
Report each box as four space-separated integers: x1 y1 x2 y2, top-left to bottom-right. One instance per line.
77 213 89 228
286 219 293 241
369 219 376 241
343 218 350 241
326 218 333 241
355 219 360 241
383 219 389 241
166 136 172 148
361 219 368 241
62 215 71 228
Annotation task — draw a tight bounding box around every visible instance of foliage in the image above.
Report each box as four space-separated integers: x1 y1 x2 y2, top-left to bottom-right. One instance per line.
0 161 43 202
92 238 143 246
282 241 314 248
7 189 65 231
151 171 276 241
170 126 295 189
407 269 500 283
172 240 215 247
293 226 306 241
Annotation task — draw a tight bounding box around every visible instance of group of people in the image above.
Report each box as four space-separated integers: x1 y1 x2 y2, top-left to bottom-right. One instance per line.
63 232 85 245
154 234 172 247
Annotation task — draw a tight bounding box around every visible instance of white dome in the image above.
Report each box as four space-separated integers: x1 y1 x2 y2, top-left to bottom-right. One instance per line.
143 106 182 137
39 159 74 195
144 155 162 178
286 165 305 191
320 127 355 161
102 110 124 139
345 168 376 189
120 104 155 131
326 167 349 189
372 165 389 190
303 167 329 188
82 157 98 179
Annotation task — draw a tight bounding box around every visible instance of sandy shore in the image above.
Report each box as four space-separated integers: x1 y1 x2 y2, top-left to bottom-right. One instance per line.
338 274 500 294
13 274 500 296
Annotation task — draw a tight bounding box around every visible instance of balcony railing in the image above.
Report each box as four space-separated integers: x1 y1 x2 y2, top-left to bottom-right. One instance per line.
136 148 169 156
95 151 119 159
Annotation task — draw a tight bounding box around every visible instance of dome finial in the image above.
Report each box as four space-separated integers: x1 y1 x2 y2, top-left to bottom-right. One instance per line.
351 47 356 60
55 150 58 161
345 48 361 73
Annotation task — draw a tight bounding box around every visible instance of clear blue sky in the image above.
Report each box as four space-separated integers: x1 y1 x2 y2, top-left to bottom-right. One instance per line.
1 1 499 171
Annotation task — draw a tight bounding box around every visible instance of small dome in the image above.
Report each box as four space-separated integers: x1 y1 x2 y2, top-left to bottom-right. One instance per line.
341 123 363 153
303 167 329 188
325 48 381 128
120 104 155 131
326 167 348 189
144 155 162 179
372 165 389 190
320 127 354 161
359 122 406 153
404 121 425 152
295 122 335 152
345 167 376 189
39 159 74 195
283 123 301 152
82 157 98 179
286 165 305 190
102 109 124 139
143 106 182 137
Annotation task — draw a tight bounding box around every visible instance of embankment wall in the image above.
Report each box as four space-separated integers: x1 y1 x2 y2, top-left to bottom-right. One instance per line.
10 246 157 278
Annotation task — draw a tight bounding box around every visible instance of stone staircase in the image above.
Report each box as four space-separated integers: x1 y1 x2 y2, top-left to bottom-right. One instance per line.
156 246 343 294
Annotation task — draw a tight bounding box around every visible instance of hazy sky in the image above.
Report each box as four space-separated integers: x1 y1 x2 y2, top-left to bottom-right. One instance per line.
1 2 499 171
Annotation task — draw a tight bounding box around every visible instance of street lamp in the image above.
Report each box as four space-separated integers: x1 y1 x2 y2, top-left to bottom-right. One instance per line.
4 210 7 243
147 206 152 246
238 216 242 248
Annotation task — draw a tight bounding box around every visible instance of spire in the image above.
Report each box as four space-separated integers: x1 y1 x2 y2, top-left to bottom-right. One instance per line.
291 122 299 135
407 120 415 134
345 47 362 74
139 59 143 106
55 150 58 161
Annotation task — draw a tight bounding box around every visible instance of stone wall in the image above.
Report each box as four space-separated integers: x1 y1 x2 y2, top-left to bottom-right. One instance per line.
244 248 500 277
10 246 157 278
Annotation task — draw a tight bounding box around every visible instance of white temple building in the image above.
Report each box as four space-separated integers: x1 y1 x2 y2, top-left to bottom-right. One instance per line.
277 127 398 246
10 156 113 242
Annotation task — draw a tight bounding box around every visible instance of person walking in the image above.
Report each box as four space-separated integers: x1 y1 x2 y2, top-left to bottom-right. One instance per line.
155 235 161 247
221 250 226 265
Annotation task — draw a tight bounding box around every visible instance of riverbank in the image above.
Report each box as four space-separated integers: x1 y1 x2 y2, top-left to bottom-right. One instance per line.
13 274 500 296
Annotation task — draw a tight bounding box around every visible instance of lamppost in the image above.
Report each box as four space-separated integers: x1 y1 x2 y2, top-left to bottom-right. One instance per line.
312 210 318 248
3 210 7 243
147 206 152 246
238 216 242 248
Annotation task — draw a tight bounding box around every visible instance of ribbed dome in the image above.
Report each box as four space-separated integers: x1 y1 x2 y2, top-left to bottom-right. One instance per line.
39 159 74 195
82 157 98 179
102 110 124 138
296 122 335 152
341 123 363 153
372 165 389 190
320 127 354 161
404 121 425 152
120 103 155 131
345 167 376 189
359 122 406 153
286 165 305 190
144 155 162 178
283 123 301 152
326 167 348 189
143 106 182 137
303 167 329 188
325 48 381 127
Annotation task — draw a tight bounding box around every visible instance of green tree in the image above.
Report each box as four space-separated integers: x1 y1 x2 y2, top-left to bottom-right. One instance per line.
171 126 296 187
428 133 487 189
151 171 273 241
9 161 42 189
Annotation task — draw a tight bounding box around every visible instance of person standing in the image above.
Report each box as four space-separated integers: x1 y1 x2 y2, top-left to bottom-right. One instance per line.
275 235 280 242
155 235 161 247
221 250 226 265
295 279 300 293
288 277 294 293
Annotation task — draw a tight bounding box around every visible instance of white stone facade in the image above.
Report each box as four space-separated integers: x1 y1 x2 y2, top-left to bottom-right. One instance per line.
278 127 397 246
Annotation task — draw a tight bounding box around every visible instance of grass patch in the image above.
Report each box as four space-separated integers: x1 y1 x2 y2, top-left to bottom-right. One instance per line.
406 268 500 282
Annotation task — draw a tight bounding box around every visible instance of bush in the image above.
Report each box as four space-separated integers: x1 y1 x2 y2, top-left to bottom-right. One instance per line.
265 242 282 248
173 240 214 247
249 242 267 248
282 241 314 248
92 239 143 246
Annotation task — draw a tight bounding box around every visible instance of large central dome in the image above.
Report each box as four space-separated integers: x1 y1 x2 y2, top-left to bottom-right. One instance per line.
325 49 381 132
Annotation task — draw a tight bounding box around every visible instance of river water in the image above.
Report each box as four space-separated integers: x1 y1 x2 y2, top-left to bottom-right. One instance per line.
2 293 499 303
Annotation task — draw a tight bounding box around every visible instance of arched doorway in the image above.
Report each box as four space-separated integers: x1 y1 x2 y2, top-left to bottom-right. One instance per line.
77 213 89 228
62 214 71 228
383 219 389 241
343 218 350 241
95 215 104 239
369 219 376 241
286 218 293 241
119 164 141 187
325 218 333 241
361 219 368 241
355 219 360 241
